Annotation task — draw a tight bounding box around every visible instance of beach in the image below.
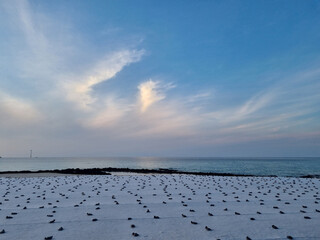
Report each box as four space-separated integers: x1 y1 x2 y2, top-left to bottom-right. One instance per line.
0 173 319 240
1 1 319 240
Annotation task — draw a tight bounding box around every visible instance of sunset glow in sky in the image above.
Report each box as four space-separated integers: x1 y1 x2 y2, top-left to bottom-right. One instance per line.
1 0 320 157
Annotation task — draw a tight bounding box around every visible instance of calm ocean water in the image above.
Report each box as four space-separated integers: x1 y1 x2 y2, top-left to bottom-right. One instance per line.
0 157 320 177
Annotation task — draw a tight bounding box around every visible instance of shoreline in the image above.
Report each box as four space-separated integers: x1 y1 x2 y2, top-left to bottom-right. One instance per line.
0 167 319 178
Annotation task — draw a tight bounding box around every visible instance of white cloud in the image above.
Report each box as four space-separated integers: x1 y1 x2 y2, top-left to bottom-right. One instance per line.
138 80 174 112
63 49 145 111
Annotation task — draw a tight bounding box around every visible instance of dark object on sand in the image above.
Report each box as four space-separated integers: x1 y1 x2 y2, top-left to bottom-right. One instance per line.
205 226 212 231
272 225 278 229
132 232 139 237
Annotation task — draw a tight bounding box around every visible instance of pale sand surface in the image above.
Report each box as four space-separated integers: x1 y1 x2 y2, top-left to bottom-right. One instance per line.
0 174 319 240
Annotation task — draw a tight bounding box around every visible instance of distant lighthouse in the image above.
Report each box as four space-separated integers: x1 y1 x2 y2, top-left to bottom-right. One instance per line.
30 150 33 158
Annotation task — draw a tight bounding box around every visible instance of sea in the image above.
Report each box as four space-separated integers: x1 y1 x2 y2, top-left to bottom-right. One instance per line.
0 157 320 177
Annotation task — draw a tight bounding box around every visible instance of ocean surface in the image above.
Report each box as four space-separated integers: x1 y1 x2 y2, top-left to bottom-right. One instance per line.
0 157 320 177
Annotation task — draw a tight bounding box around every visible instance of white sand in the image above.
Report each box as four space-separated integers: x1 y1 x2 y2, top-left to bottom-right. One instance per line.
0 174 319 240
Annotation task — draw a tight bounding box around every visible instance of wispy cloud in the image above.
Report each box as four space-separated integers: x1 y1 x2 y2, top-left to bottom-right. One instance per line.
186 91 212 103
0 91 43 128
198 68 320 145
82 96 132 128
2 0 64 80
62 49 145 111
235 90 275 119
206 87 276 124
138 80 175 112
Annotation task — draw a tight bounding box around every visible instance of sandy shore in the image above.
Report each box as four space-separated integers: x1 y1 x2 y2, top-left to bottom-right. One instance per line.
0 174 319 240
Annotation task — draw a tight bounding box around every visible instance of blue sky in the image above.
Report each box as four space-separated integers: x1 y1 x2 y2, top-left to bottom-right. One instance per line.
0 0 320 157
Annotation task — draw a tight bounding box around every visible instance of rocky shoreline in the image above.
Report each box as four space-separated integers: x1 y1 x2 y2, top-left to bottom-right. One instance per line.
0 167 319 178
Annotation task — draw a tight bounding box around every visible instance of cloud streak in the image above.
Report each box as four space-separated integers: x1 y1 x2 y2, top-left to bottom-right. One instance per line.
62 49 145 111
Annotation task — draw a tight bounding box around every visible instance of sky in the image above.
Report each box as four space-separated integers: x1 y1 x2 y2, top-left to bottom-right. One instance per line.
0 0 320 157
